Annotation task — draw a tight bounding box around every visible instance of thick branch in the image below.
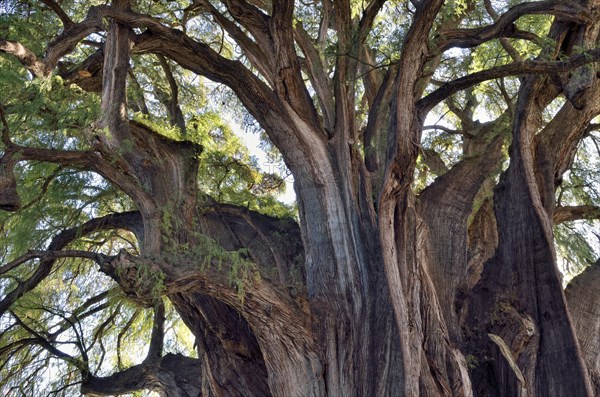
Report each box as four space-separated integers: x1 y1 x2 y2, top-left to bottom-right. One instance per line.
438 1 592 51
420 148 449 176
144 302 165 361
553 205 600 224
200 0 275 85
81 353 202 396
270 0 322 130
0 103 10 145
0 7 104 77
99 0 132 145
156 55 186 135
221 0 272 52
417 49 600 116
128 12 327 173
0 40 46 77
566 261 600 395
294 24 334 132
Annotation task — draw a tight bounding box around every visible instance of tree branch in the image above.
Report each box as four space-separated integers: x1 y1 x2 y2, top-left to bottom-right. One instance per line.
553 205 600 224
0 40 47 77
156 55 186 135
420 148 448 176
357 0 387 49
483 0 523 62
128 14 327 173
437 1 592 51
423 124 468 136
0 211 142 317
220 0 272 51
116 309 140 370
0 7 104 77
270 0 322 130
81 353 202 396
0 250 107 276
294 23 334 132
9 311 87 371
144 302 165 362
48 290 115 342
417 48 600 116
39 0 75 28
0 103 10 145
200 0 275 85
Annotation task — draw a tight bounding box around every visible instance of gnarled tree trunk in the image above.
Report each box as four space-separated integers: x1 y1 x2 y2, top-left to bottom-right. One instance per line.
3 0 600 396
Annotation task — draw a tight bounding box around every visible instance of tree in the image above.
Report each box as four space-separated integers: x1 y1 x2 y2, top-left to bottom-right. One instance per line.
1 0 600 395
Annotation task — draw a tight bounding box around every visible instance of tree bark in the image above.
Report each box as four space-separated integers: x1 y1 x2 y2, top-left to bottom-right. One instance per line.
3 1 600 396
566 261 600 395
466 76 593 396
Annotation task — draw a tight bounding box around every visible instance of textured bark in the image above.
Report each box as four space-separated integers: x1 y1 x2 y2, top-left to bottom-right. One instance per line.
170 293 271 397
466 76 593 396
418 135 503 339
0 150 21 211
3 1 600 396
566 261 600 395
81 353 203 397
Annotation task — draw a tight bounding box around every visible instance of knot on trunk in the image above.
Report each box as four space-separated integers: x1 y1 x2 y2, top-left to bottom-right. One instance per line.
0 152 21 211
100 250 165 307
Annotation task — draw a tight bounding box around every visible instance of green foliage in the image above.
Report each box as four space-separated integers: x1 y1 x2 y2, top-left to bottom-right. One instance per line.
466 354 479 370
1 0 600 394
189 113 293 217
163 232 260 302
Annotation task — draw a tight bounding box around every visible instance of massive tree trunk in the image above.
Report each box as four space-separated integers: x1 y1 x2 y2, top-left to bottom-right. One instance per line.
3 0 600 396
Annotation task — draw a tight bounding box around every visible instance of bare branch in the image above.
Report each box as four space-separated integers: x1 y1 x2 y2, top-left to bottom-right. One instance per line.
586 124 600 134
156 56 186 134
294 23 334 132
483 0 522 62
357 0 387 48
423 124 467 136
98 0 132 146
0 7 103 77
417 48 600 116
43 7 105 73
48 290 115 341
117 309 140 370
270 0 322 130
220 0 272 49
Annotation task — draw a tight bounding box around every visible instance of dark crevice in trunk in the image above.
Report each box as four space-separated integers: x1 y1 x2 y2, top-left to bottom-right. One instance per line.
418 136 504 341
465 78 593 395
170 293 271 397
